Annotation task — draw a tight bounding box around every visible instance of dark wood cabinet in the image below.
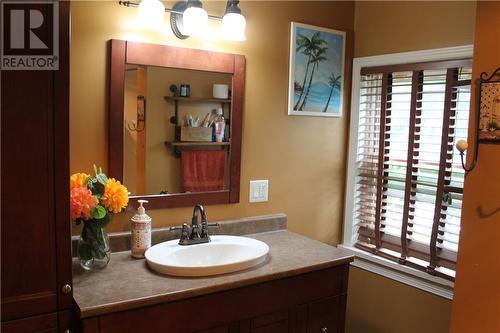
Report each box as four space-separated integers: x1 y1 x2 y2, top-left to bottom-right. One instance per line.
0 1 71 331
78 265 349 333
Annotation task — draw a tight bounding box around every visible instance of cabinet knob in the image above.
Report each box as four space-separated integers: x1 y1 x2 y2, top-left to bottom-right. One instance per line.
61 284 72 294
321 328 328 333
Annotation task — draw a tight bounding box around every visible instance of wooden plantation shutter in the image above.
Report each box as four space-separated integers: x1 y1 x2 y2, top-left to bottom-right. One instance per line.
353 59 472 280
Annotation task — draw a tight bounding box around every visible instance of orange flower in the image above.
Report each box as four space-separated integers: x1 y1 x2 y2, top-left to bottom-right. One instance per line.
70 187 98 221
70 173 89 190
101 178 129 213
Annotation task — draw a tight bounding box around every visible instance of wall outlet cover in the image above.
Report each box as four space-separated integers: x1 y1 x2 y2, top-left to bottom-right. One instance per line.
249 180 269 203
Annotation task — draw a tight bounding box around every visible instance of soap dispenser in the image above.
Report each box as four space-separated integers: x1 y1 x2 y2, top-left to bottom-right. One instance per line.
131 200 152 258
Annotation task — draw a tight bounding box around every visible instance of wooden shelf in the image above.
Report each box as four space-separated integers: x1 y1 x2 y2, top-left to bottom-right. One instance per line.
165 141 231 147
164 96 231 104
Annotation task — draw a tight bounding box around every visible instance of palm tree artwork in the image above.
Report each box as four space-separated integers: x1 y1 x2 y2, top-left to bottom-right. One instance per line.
298 46 327 111
323 73 341 112
290 23 344 116
294 32 326 110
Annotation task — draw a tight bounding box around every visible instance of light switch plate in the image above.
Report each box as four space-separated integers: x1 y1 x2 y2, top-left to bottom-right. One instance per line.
249 180 269 203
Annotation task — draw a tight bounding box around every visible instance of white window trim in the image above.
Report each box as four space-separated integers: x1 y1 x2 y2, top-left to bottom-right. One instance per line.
343 45 473 300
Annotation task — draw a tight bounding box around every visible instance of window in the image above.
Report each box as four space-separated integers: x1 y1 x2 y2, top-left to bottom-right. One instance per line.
345 57 472 282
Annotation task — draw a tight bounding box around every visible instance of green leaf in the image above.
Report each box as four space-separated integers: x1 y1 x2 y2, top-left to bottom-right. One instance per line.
96 172 108 185
87 177 104 197
92 205 107 219
90 213 111 229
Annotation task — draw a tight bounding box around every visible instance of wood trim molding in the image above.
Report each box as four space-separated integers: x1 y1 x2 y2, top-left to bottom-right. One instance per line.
54 0 73 311
108 40 245 209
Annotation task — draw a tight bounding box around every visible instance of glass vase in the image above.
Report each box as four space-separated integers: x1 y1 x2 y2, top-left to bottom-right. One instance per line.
78 220 111 271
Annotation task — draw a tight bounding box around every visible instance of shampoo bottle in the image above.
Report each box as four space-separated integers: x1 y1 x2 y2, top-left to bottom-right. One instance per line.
131 200 152 258
214 108 225 143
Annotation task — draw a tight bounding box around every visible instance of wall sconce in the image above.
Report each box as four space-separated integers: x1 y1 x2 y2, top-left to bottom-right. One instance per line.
456 67 500 174
127 95 146 132
455 139 478 173
119 0 246 41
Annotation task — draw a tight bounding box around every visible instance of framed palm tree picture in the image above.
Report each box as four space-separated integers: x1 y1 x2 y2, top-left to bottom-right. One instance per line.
288 22 345 117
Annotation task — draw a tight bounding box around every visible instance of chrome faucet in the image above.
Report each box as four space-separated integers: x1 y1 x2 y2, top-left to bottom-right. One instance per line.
170 204 219 246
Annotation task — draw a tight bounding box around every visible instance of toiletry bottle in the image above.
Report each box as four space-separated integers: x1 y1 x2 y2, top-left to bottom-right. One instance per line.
131 200 152 258
214 108 225 143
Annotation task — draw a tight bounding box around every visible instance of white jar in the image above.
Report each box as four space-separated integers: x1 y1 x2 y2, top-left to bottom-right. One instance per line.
130 200 152 258
213 84 229 99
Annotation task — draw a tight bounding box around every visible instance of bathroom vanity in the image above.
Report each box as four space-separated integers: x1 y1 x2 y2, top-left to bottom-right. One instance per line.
72 216 353 333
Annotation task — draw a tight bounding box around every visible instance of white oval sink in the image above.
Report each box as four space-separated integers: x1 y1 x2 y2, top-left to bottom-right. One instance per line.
145 235 269 277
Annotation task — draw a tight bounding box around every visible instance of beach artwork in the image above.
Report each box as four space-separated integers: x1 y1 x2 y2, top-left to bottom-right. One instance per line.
288 22 345 117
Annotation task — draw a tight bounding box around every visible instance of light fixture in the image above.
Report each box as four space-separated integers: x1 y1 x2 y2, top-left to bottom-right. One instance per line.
137 0 165 28
182 0 208 36
222 0 246 41
119 1 247 41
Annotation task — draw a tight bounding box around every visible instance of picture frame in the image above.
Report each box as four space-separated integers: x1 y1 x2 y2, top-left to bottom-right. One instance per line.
288 22 345 117
478 68 500 143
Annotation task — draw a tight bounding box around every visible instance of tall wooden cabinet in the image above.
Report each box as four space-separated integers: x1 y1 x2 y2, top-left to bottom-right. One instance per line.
1 1 72 331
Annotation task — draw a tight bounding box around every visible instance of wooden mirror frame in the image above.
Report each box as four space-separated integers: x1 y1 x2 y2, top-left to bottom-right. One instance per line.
108 39 245 209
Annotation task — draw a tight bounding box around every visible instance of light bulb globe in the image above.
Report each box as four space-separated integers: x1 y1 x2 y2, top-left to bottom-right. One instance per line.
138 0 165 28
222 12 246 41
183 6 208 36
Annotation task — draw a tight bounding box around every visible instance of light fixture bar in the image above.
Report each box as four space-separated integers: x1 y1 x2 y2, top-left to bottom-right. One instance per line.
118 1 223 20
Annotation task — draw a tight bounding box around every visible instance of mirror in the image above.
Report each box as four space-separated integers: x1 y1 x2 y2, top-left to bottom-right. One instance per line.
109 40 245 209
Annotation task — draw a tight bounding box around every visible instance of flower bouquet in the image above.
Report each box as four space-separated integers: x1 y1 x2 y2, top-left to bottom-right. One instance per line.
70 166 128 270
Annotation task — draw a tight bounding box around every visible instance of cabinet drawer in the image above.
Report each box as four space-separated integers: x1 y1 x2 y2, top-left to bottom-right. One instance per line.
1 312 57 333
307 296 341 333
197 323 237 333
251 309 288 329
251 320 288 333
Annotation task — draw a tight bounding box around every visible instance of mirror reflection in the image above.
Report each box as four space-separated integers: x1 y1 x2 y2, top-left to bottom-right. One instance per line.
123 65 232 196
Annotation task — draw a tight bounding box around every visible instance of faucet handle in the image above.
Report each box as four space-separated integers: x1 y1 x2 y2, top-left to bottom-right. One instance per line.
200 222 220 238
170 224 190 242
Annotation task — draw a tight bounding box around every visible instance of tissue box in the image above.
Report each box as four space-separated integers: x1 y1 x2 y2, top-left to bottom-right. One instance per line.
180 127 212 142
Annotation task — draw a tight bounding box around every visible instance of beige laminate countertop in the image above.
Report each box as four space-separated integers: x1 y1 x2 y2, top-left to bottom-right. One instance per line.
72 230 354 318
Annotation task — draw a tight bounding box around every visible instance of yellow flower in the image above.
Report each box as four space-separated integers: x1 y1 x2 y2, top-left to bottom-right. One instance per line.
101 178 129 213
70 173 89 189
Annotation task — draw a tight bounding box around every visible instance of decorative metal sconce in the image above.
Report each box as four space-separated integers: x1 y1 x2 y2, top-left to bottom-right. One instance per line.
119 0 246 41
456 67 500 173
127 95 146 132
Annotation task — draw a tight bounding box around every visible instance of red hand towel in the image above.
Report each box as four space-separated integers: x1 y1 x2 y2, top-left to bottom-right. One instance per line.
181 150 227 192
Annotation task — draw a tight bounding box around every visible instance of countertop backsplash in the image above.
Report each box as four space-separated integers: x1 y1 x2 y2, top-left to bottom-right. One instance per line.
71 213 287 256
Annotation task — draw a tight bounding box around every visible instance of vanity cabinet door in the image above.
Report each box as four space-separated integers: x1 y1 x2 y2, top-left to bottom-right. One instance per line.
307 296 343 333
0 0 71 323
196 322 239 333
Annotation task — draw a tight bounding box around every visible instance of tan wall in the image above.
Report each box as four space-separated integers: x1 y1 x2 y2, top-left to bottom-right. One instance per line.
70 1 355 239
346 2 476 333
450 2 500 332
347 267 452 333
354 1 476 57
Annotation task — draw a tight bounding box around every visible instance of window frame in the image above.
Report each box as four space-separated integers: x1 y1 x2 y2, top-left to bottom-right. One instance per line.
342 45 473 299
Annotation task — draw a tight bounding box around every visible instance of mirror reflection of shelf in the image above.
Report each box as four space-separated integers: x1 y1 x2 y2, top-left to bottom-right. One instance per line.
163 96 231 104
164 141 230 156
164 95 231 142
165 141 231 147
